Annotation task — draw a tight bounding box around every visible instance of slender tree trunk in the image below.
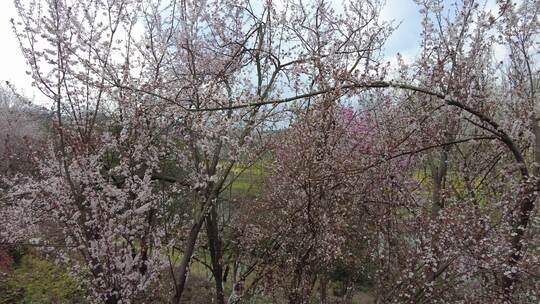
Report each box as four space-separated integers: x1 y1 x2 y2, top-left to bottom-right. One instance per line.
502 81 539 297
172 216 206 304
501 189 536 298
319 275 328 304
206 204 226 304
343 282 354 304
105 291 120 304
431 145 449 215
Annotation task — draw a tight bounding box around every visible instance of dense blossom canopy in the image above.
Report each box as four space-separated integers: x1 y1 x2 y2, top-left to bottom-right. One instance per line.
0 0 539 303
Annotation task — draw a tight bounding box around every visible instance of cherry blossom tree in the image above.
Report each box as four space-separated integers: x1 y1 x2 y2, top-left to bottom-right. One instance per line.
8 1 169 302
226 1 540 302
5 0 540 302
9 0 394 302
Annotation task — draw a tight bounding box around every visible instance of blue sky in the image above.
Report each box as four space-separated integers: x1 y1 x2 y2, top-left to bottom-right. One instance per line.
381 0 424 59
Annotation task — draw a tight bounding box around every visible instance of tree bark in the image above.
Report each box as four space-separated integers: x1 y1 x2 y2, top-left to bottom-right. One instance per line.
501 189 536 298
206 204 226 304
319 275 328 304
430 149 448 215
172 215 206 304
105 291 120 304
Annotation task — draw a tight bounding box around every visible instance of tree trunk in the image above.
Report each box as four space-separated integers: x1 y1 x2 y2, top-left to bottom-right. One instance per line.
172 216 206 304
319 276 328 304
105 292 120 304
501 190 536 298
206 204 226 304
343 283 354 304
502 90 539 297
430 147 448 215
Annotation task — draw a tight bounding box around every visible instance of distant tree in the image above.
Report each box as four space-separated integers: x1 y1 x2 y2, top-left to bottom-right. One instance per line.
0 84 44 177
